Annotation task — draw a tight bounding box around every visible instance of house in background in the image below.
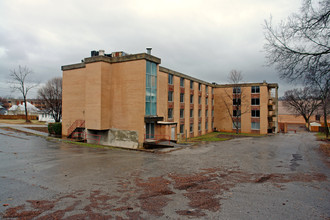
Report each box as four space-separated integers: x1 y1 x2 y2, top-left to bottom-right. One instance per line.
62 49 279 149
278 100 328 132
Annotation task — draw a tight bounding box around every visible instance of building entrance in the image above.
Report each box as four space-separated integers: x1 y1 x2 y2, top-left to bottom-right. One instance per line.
146 123 155 139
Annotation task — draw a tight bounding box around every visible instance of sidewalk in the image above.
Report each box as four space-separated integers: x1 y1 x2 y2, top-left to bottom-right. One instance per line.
0 123 49 137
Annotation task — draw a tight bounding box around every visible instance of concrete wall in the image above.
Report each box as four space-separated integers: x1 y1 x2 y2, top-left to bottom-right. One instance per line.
87 128 139 149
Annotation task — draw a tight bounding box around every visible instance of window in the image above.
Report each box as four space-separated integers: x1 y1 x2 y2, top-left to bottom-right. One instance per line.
190 123 193 133
233 98 241 105
212 98 214 105
316 114 321 121
233 87 241 94
180 93 184 103
145 61 157 116
251 86 260 93
205 85 208 94
251 122 260 130
190 109 194 118
198 83 202 91
212 121 214 130
205 122 208 130
180 124 184 134
233 110 241 117
198 109 201 117
180 109 184 119
212 110 214 117
190 94 194 104
233 121 241 129
198 122 201 131
168 108 173 119
190 81 194 89
251 98 260 106
198 96 201 104
168 91 173 102
180 78 184 87
168 74 173 84
205 109 208 117
251 110 260 117
205 97 208 105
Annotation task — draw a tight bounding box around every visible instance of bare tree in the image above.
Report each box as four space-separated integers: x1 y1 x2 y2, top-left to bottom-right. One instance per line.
9 66 38 122
38 77 62 122
283 87 321 131
222 70 249 134
263 0 330 138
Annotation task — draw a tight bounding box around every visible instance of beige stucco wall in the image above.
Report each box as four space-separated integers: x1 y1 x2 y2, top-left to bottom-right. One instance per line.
62 59 146 145
259 85 269 134
214 85 273 134
62 68 86 136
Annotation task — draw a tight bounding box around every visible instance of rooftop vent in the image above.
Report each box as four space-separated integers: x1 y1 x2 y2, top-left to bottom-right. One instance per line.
146 47 152 55
99 50 105 56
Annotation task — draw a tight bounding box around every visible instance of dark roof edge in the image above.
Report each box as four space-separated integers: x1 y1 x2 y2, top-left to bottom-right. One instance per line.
215 82 279 88
62 53 161 71
159 66 213 86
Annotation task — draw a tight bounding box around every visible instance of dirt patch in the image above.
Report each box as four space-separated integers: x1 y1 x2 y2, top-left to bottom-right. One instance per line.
1 168 327 219
135 176 174 216
319 142 330 157
24 126 48 133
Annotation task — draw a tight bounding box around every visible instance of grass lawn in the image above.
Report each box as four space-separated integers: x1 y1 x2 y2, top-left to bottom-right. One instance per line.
0 119 46 125
183 131 265 143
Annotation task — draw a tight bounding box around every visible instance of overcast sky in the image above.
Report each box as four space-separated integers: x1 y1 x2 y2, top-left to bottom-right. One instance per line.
0 0 303 98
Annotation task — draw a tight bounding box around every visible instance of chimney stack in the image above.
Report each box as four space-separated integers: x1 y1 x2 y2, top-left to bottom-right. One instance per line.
146 47 152 55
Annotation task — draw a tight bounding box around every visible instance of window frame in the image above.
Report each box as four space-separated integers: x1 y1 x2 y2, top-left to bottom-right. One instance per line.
180 109 184 119
180 93 184 103
180 77 184 87
251 122 260 130
168 108 173 119
251 86 260 94
168 91 173 102
168 74 173 85
251 98 260 106
251 109 260 118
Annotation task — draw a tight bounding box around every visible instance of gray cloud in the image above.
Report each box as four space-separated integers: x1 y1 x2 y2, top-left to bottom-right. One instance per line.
0 0 302 98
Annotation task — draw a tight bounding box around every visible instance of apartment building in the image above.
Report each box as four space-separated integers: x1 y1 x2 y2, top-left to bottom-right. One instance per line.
214 83 278 134
62 49 278 148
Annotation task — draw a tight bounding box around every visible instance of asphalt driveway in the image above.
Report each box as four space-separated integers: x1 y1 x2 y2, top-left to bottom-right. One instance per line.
0 128 329 219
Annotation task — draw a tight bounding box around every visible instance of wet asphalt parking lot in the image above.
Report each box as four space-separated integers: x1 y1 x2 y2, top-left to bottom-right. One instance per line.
0 128 329 219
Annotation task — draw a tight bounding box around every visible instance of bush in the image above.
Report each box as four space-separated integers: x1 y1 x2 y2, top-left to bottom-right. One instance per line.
48 122 62 135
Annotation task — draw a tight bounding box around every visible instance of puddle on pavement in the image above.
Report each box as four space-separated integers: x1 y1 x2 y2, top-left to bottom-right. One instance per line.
290 154 303 171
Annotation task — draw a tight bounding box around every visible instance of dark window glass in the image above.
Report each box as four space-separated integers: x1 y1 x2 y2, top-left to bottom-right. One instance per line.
251 86 260 93
168 74 173 84
180 109 184 118
233 87 241 94
180 124 184 133
251 98 260 106
180 93 184 103
168 91 173 102
233 98 241 105
251 110 260 117
168 108 173 119
180 78 184 87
